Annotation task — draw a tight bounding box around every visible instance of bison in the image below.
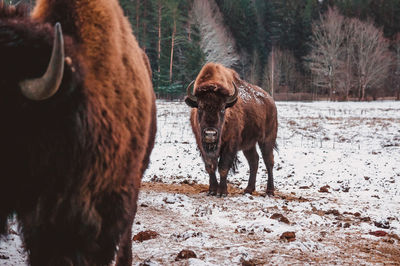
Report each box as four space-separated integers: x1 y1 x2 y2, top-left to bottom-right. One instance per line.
185 63 277 197
0 0 156 265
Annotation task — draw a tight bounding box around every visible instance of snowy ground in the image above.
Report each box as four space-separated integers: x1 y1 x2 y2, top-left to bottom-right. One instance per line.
1 100 400 265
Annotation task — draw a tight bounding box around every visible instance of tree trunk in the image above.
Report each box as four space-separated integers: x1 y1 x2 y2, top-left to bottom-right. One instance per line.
345 50 350 101
142 0 147 51
397 45 400 100
136 0 140 38
361 84 366 101
358 78 363 100
169 18 176 83
157 1 162 75
271 46 274 98
187 6 191 42
188 22 191 41
135 0 140 43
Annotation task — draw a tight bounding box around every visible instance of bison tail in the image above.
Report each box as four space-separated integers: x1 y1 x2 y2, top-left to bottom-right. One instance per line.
273 142 279 153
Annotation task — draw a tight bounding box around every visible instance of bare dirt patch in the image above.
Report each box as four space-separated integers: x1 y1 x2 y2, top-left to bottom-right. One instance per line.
132 184 400 265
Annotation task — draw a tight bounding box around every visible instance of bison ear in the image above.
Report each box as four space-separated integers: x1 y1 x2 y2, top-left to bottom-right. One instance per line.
184 96 198 108
225 98 237 108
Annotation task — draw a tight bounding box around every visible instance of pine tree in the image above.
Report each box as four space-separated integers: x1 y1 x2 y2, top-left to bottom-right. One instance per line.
116 0 400 99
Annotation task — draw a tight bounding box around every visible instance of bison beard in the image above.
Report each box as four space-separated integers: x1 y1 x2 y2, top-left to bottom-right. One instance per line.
0 1 156 265
185 62 278 197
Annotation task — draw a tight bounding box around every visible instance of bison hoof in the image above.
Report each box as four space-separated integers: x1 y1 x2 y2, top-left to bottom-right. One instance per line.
243 187 255 194
207 190 217 196
266 190 275 197
217 188 228 197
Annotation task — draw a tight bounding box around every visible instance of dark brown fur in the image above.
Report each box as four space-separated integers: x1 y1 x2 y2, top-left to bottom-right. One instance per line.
0 1 156 265
186 63 277 196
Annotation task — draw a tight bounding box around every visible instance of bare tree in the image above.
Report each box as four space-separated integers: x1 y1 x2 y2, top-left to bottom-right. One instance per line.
307 8 346 100
165 0 179 83
393 33 400 100
249 50 261 85
136 0 140 36
336 20 356 101
270 46 275 97
142 0 148 51
157 0 162 75
348 18 391 101
192 0 240 68
263 48 301 96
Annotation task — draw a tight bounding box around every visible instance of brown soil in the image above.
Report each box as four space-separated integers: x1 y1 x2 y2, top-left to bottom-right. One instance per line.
141 182 310 201
135 182 400 265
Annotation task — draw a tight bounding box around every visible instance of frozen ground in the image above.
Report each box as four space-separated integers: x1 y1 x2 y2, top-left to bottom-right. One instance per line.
1 100 400 265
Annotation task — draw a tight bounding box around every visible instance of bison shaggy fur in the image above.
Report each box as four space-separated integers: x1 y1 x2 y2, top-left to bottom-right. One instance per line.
0 0 156 265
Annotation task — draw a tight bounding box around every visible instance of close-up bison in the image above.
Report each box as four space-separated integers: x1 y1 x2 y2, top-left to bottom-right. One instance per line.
0 0 156 265
185 62 278 197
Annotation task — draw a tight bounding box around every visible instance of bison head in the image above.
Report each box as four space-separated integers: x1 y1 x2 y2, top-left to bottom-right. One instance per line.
0 20 65 103
18 23 64 101
0 5 85 131
185 81 238 156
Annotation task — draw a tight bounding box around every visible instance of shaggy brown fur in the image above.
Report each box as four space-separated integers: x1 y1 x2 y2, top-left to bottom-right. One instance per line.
185 63 277 197
0 1 156 265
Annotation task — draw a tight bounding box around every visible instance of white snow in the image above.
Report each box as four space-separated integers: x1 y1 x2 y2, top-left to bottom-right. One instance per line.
1 100 399 265
135 100 400 264
238 84 266 104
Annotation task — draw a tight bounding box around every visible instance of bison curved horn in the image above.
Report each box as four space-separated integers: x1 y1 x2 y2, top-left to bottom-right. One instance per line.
226 82 239 104
186 80 197 103
19 23 65 101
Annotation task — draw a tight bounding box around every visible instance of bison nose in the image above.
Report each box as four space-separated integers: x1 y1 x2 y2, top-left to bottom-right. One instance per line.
203 128 218 143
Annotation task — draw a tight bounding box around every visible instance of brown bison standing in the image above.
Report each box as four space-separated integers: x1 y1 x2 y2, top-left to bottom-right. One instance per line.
185 63 277 197
0 0 156 265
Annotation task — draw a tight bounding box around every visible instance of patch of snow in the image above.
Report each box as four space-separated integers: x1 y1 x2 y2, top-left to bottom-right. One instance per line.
238 84 265 104
1 100 399 265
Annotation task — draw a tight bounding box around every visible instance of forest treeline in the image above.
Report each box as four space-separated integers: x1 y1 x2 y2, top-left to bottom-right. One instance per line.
8 0 400 100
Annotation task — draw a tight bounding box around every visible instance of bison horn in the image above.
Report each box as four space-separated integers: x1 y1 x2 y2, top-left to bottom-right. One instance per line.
186 80 197 103
226 82 239 104
19 23 65 101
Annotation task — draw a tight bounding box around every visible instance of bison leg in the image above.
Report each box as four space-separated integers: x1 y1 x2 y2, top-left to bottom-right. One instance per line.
19 220 94 265
115 229 132 266
0 211 7 236
19 214 118 266
115 214 134 266
205 163 218 195
115 188 139 266
217 168 229 197
259 142 275 196
217 152 237 197
0 198 12 236
243 146 259 194
19 192 133 266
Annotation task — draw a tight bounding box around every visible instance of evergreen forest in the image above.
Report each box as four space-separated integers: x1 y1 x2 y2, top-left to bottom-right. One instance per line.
8 0 400 100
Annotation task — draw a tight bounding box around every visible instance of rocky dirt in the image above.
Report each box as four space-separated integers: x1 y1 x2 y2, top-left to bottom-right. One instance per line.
130 182 400 265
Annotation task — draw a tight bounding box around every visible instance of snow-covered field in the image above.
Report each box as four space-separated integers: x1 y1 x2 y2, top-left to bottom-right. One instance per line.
1 100 400 265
